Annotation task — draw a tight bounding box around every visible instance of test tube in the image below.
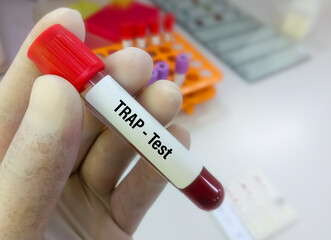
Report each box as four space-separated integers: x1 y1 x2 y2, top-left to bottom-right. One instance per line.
147 68 159 86
155 61 169 80
28 24 224 211
121 22 134 48
174 53 190 86
149 18 161 45
135 22 147 48
164 13 176 42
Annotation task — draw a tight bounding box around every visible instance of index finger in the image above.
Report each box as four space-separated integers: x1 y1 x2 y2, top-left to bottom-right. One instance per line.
0 8 85 160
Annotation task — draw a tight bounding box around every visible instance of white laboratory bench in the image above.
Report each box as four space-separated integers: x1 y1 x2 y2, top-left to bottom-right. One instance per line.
1 1 331 240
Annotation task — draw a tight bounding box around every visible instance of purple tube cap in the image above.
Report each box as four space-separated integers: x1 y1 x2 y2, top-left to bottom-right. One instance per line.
175 53 190 74
147 68 159 86
155 61 169 80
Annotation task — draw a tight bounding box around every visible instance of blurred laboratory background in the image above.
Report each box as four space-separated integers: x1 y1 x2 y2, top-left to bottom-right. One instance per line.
0 0 330 239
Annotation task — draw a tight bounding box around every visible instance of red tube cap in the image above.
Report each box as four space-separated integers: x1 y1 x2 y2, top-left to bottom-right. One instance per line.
121 22 134 40
181 167 225 211
149 18 160 35
164 13 176 32
135 21 147 38
27 24 105 92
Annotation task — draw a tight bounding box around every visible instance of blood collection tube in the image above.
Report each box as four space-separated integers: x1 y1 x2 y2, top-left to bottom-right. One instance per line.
155 61 169 80
164 13 176 42
147 68 159 86
27 24 224 211
121 22 134 48
174 53 190 86
149 18 161 45
135 22 147 48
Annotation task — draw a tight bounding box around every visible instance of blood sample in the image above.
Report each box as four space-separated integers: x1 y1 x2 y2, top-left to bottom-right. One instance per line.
164 13 176 42
135 22 147 48
27 24 224 211
155 61 169 80
121 22 134 48
174 53 190 86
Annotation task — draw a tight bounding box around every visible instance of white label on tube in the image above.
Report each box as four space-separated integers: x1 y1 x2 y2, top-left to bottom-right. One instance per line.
85 75 203 189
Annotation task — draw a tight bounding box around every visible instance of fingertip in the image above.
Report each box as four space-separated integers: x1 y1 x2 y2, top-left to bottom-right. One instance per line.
137 80 183 125
105 47 153 71
8 8 86 82
167 124 191 149
104 47 153 95
33 74 82 106
0 77 83 240
155 80 183 114
29 8 85 43
26 75 83 133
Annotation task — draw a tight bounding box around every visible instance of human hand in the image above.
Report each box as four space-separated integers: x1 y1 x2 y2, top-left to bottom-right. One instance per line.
0 8 189 240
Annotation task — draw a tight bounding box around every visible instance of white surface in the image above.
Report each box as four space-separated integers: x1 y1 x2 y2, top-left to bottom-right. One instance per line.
213 199 254 240
137 1 331 240
1 1 331 240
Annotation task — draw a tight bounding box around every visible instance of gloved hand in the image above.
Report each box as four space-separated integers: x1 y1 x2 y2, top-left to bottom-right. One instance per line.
0 8 189 240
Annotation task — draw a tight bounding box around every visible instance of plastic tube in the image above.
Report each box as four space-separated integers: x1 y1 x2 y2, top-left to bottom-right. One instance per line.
174 53 190 86
149 18 161 45
155 61 169 80
121 22 134 48
135 22 147 48
147 68 159 86
164 13 176 42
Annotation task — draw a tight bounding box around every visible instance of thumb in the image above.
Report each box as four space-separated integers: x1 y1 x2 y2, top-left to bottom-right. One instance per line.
0 75 83 240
